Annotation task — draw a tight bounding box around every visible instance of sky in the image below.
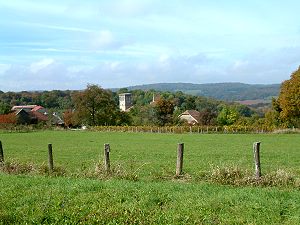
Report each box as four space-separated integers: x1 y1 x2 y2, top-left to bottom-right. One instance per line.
0 0 300 91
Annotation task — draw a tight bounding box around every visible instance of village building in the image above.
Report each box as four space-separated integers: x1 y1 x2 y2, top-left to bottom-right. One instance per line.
119 93 132 112
0 105 64 126
179 110 201 125
150 93 160 106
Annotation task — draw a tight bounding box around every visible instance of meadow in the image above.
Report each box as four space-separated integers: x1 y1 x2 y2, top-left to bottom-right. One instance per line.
1 130 300 224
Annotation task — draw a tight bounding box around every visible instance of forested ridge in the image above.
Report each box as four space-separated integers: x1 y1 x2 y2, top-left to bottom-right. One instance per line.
121 82 280 101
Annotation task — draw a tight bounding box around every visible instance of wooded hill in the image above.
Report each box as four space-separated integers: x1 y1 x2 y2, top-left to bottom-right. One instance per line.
122 82 280 101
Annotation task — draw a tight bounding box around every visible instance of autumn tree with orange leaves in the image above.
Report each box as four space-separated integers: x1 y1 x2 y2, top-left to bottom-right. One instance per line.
276 66 300 127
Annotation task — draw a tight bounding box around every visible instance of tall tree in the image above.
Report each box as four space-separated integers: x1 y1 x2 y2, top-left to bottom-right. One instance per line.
154 98 175 126
277 66 300 126
72 84 118 126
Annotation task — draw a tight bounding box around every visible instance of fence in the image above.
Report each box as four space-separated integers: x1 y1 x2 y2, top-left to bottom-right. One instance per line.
0 140 262 180
92 125 275 134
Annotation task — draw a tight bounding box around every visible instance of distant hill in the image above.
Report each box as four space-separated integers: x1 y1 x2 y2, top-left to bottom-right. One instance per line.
122 82 280 101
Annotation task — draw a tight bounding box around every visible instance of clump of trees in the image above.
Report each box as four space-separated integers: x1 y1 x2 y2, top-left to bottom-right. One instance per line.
68 84 131 127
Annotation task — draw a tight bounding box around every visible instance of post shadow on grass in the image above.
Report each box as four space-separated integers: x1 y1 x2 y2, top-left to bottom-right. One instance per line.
0 141 4 164
253 142 261 179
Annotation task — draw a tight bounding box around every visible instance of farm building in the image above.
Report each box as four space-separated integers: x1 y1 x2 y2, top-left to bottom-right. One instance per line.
0 105 64 125
179 110 201 125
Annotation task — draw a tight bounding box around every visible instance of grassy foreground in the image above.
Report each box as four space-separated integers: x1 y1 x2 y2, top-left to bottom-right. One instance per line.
1 130 300 176
1 174 300 224
1 130 300 224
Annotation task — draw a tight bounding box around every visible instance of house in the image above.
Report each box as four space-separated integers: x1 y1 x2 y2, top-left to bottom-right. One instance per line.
12 105 48 124
179 110 201 125
51 112 64 126
0 108 35 124
1 105 64 125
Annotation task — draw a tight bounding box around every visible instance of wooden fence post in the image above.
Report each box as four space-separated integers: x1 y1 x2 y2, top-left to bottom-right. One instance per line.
253 142 261 179
0 141 4 164
48 143 54 172
104 143 110 172
176 143 184 176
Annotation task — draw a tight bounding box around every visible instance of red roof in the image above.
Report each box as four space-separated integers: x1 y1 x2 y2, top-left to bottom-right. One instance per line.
30 111 48 121
12 105 37 111
32 106 44 111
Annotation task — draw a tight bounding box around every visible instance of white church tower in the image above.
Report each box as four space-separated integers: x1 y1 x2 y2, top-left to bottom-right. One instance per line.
119 93 132 112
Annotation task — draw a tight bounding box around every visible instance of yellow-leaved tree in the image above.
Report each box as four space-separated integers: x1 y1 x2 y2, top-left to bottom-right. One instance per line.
277 66 300 127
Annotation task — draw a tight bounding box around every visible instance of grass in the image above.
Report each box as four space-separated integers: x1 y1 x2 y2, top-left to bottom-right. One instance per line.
1 130 300 224
1 130 300 177
1 174 300 224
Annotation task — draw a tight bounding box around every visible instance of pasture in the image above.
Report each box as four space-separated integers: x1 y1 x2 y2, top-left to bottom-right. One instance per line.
1 130 300 224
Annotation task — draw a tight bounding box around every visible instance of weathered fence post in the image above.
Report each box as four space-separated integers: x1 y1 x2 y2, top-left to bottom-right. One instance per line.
253 142 261 179
0 141 4 164
176 143 184 176
48 143 54 172
104 143 110 172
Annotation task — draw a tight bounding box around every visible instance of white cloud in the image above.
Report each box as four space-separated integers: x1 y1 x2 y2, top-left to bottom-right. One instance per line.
0 64 11 74
30 58 55 73
232 60 250 71
20 22 95 33
90 30 127 50
227 47 300 83
159 54 170 63
1 47 299 92
92 30 114 48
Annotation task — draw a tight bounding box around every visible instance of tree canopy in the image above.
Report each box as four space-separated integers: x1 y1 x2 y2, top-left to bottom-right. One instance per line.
72 84 118 126
277 66 300 126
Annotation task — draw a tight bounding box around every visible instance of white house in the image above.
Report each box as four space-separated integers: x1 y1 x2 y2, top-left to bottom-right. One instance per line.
179 110 201 125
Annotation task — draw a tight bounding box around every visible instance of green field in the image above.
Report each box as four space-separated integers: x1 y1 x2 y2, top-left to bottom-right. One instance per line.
1 131 300 224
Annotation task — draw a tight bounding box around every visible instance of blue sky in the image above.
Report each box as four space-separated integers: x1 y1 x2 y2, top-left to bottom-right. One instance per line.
0 0 300 91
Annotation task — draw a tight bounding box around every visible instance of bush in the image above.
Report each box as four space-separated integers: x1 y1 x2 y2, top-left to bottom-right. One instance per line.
203 165 300 187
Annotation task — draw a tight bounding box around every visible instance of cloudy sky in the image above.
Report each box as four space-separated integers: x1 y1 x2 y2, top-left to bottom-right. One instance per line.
0 0 300 91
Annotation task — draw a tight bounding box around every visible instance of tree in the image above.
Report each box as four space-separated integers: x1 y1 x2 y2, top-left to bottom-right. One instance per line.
181 96 196 110
0 101 10 114
217 105 239 125
154 98 175 126
115 111 132 126
277 66 300 127
63 109 76 128
198 108 217 125
72 84 118 126
235 105 254 117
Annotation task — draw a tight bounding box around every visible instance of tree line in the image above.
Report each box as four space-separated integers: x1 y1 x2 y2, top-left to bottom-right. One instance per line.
0 66 299 128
